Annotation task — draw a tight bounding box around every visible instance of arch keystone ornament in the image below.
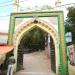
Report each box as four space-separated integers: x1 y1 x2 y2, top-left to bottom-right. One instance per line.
8 11 68 75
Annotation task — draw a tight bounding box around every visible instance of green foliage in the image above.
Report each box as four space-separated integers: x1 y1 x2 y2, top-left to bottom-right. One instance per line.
20 27 47 50
67 6 75 32
67 7 75 24
66 6 75 42
65 20 71 33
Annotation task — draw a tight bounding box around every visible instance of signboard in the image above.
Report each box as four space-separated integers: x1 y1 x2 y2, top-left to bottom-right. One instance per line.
66 32 72 43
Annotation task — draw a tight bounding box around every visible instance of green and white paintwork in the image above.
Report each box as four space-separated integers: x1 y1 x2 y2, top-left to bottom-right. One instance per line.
8 11 67 75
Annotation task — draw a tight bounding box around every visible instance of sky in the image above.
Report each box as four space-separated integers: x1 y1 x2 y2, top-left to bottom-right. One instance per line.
0 0 75 33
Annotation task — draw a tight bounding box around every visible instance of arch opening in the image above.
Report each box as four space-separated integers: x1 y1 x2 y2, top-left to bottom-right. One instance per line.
13 19 59 74
17 26 56 74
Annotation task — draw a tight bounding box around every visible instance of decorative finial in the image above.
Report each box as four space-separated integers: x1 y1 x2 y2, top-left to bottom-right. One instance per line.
55 0 61 7
13 0 19 12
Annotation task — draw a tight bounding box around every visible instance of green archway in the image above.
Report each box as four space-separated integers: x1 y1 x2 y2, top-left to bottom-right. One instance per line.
8 11 68 75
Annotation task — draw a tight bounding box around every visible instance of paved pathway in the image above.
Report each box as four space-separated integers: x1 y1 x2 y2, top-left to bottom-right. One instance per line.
14 51 55 75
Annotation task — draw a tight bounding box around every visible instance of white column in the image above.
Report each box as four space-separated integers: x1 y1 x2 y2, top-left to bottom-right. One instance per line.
13 0 19 12
48 35 51 56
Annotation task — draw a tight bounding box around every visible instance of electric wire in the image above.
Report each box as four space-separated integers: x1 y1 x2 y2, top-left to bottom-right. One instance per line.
0 0 27 7
0 1 75 17
0 0 12 4
0 0 75 7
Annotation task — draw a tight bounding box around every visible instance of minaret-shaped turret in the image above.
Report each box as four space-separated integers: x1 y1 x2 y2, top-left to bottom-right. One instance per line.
55 0 61 10
13 0 19 12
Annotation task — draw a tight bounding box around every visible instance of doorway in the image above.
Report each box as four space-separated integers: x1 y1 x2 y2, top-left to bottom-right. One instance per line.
17 27 56 74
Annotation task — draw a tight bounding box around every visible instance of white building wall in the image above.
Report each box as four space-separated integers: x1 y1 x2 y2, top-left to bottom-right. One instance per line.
0 34 8 44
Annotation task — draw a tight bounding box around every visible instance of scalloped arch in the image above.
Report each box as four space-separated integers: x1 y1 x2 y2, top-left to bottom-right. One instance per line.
13 18 59 73
14 18 59 45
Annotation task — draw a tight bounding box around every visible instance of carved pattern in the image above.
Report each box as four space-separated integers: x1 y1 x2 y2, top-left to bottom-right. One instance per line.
59 16 67 64
14 19 59 45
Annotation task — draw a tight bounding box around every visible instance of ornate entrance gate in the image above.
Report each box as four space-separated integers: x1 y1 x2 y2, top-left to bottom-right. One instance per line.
8 11 68 75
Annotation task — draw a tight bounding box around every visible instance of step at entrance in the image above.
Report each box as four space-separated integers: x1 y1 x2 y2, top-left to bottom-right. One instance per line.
15 71 55 75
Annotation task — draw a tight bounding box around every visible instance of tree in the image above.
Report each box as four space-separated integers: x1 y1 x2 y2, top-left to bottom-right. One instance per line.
66 6 75 42
67 7 75 27
65 20 71 33
20 27 47 50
